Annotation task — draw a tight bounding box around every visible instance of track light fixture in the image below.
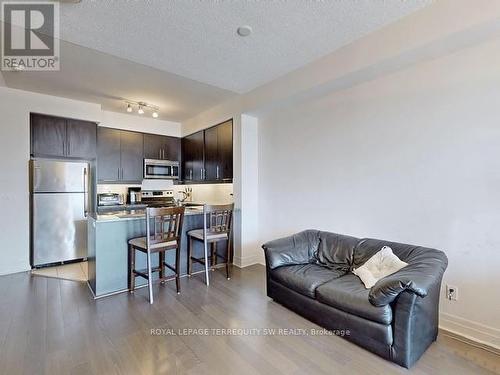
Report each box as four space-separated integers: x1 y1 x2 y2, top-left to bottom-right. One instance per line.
124 101 160 118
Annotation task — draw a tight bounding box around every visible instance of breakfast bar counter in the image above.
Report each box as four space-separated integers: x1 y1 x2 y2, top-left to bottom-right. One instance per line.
87 207 228 298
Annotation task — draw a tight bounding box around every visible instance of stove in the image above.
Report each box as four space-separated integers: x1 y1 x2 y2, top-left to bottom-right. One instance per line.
141 190 176 207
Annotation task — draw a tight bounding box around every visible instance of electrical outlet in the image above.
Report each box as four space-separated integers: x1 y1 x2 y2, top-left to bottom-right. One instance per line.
446 285 458 301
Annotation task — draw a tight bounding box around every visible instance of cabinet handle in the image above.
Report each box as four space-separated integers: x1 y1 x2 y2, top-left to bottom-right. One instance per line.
118 167 120 180
216 166 219 180
162 149 165 159
190 169 193 180
159 149 161 159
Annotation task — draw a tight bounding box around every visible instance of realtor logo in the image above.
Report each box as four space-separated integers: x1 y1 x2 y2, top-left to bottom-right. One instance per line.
1 1 60 71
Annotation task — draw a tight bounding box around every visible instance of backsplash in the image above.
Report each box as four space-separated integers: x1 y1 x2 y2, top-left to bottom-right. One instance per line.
97 181 233 204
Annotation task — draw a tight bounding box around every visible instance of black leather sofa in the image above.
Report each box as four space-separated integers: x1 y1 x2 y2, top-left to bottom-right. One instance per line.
262 230 448 368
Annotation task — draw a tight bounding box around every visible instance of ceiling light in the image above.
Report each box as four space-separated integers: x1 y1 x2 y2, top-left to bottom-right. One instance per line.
126 104 132 112
237 25 252 37
137 105 144 115
152 111 159 118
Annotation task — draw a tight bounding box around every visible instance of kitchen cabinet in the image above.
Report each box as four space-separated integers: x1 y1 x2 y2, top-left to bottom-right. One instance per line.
30 113 97 159
120 131 144 182
181 119 233 183
143 134 180 161
67 119 97 159
210 120 232 181
181 130 205 181
97 127 144 183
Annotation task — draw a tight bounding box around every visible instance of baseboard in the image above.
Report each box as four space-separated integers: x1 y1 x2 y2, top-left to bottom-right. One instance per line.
440 312 500 352
0 266 31 276
233 253 265 268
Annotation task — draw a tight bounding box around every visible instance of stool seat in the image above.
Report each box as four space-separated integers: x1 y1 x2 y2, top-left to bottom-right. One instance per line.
128 237 177 250
187 229 228 241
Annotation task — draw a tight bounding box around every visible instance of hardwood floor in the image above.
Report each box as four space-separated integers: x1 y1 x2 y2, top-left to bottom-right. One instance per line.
0 265 496 375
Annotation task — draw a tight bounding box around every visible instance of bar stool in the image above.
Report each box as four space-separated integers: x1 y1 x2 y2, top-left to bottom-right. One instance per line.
187 203 234 286
128 206 185 304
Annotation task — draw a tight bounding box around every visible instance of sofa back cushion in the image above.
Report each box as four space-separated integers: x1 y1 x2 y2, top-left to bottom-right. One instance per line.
314 232 359 272
354 238 431 267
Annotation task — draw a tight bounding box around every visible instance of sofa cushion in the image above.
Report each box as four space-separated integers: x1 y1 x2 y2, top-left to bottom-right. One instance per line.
270 264 344 298
314 232 359 272
316 274 393 325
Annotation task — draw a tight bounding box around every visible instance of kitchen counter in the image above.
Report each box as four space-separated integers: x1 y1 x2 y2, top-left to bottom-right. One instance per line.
93 206 204 222
87 205 228 298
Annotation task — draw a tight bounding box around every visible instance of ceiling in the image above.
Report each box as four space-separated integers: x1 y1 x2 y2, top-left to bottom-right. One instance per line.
1 0 431 121
0 39 234 121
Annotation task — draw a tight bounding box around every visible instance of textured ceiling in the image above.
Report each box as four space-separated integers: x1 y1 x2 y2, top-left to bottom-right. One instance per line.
59 0 432 93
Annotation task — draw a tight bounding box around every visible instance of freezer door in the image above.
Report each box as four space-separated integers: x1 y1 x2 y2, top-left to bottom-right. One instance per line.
32 159 88 193
32 192 87 266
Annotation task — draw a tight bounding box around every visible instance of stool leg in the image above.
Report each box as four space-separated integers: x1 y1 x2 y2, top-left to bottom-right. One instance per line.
211 242 217 270
128 244 135 292
147 249 154 304
159 251 165 284
187 236 193 277
175 244 181 294
226 238 232 280
203 238 210 286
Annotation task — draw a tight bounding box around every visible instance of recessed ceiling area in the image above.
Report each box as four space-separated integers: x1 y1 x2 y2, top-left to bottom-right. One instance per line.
0 40 235 122
1 1 432 121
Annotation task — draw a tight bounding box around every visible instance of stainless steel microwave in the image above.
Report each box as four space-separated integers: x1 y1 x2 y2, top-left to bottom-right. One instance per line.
144 159 179 179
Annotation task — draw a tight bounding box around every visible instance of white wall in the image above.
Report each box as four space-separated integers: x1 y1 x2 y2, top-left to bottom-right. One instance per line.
0 87 101 275
258 37 500 347
100 110 180 136
0 87 181 275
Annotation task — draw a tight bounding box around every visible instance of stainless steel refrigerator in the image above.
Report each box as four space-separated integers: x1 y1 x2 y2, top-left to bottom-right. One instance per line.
30 159 90 267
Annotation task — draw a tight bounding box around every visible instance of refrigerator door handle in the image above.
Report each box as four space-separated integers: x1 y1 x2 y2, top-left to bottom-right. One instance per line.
83 167 89 217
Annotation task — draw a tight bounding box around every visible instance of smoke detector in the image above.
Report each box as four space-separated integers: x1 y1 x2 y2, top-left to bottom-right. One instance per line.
237 25 252 37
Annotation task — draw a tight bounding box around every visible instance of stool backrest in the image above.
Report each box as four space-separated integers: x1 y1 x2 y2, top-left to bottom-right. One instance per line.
203 203 234 235
146 206 185 248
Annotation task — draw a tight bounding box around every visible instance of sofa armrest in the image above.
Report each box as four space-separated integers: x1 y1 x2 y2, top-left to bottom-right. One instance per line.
369 247 448 306
262 230 320 269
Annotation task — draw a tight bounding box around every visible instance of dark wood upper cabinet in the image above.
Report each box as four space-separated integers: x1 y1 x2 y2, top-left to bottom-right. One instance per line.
31 114 97 160
97 127 121 182
181 119 233 183
181 131 204 181
203 119 233 182
217 120 233 181
66 119 97 159
203 126 218 181
31 114 67 157
97 127 144 183
120 131 144 182
144 134 180 161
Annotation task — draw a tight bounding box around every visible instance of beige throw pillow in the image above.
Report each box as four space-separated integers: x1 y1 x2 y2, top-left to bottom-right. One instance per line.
352 246 408 289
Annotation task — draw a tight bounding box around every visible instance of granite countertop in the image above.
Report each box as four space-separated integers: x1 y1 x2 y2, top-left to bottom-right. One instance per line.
92 206 204 222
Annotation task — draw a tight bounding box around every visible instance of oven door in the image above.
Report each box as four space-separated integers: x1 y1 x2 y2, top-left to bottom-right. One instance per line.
144 159 178 179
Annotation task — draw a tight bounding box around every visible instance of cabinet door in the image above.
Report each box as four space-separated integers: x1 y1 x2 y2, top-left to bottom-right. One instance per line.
217 120 233 181
204 126 218 181
97 127 121 182
182 131 204 181
31 114 66 157
120 131 144 182
143 134 163 160
163 136 181 161
67 119 97 159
